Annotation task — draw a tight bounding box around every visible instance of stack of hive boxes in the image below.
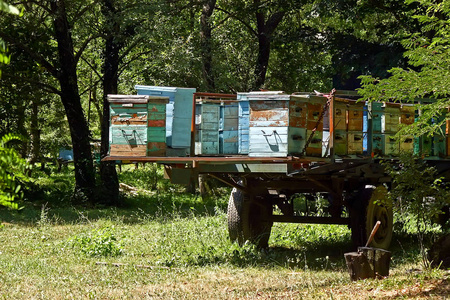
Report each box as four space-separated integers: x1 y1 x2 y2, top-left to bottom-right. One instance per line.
347 101 365 155
194 93 239 155
135 85 196 156
331 98 365 156
382 103 401 156
237 92 327 157
244 92 291 157
108 95 169 156
289 94 326 157
399 104 415 154
370 102 384 156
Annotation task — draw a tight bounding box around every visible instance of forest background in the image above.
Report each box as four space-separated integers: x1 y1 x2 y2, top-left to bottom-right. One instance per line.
1 0 423 204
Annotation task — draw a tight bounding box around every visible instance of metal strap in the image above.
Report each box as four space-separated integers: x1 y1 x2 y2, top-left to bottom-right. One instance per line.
300 89 336 156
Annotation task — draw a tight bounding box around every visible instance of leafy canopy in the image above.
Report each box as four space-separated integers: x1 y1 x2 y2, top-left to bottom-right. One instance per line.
358 0 450 137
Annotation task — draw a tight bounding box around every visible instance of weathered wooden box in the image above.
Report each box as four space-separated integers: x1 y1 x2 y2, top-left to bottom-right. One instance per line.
239 92 326 157
135 85 196 156
382 104 400 133
248 93 291 157
194 93 238 155
237 91 287 156
327 98 365 156
290 94 326 157
108 95 169 156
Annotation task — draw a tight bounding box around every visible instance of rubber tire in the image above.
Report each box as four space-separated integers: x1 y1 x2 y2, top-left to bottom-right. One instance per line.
227 188 273 248
350 185 393 250
365 186 393 249
227 187 245 245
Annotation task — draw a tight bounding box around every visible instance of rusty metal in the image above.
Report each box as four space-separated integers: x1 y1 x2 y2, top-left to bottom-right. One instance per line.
301 89 336 156
103 155 313 164
270 215 351 225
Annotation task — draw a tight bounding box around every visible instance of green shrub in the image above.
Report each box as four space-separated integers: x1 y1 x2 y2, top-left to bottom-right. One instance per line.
0 134 30 209
70 226 124 257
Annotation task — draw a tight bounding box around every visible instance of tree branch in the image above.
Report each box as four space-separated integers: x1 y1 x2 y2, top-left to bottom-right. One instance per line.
74 33 102 65
0 32 58 78
215 6 258 37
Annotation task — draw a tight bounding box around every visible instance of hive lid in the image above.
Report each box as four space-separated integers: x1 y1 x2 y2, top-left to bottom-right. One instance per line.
107 94 169 104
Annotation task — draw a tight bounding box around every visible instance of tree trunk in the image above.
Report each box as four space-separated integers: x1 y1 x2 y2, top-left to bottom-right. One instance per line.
99 0 121 205
200 0 216 91
252 4 285 90
51 0 96 202
29 100 41 164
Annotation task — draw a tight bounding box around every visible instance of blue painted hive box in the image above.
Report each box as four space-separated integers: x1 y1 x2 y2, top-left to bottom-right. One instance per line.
135 85 196 156
194 93 238 155
237 92 290 157
108 95 169 156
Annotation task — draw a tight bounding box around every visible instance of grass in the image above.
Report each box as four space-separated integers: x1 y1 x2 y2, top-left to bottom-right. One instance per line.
0 164 448 299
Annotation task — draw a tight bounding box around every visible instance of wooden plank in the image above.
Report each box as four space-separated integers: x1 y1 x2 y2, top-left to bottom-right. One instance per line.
147 128 166 143
434 135 446 156
111 127 147 145
334 102 347 130
289 100 307 126
238 101 250 154
289 100 307 128
147 142 166 156
348 105 364 131
249 100 289 111
372 134 383 155
110 144 147 156
400 105 415 125
200 141 220 154
249 127 288 156
288 127 306 155
334 130 348 155
108 94 169 104
400 135 414 153
384 135 399 155
348 132 364 155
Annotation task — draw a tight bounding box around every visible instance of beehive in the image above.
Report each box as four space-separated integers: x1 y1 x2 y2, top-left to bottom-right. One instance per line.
287 94 327 157
108 95 169 156
135 85 196 156
194 93 238 155
248 93 291 157
237 91 288 156
328 98 365 156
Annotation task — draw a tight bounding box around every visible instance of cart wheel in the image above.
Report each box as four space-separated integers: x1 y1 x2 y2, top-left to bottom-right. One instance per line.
227 188 273 248
365 186 393 249
350 185 393 250
227 187 245 244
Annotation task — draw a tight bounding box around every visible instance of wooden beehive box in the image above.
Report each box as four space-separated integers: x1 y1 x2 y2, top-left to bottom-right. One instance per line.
289 94 326 157
371 102 384 133
248 93 291 157
328 98 365 156
108 95 169 156
382 104 401 133
237 91 287 156
135 85 196 156
194 93 238 155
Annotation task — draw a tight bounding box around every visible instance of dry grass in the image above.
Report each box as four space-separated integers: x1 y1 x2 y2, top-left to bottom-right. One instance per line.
0 211 448 299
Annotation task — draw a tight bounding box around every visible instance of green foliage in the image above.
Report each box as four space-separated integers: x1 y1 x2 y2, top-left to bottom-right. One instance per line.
359 0 450 137
383 154 448 233
0 0 20 15
0 134 29 209
0 0 21 76
70 225 124 257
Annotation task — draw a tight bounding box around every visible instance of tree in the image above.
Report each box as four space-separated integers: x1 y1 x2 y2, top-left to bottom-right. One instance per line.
358 0 450 138
0 0 21 76
0 1 96 201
